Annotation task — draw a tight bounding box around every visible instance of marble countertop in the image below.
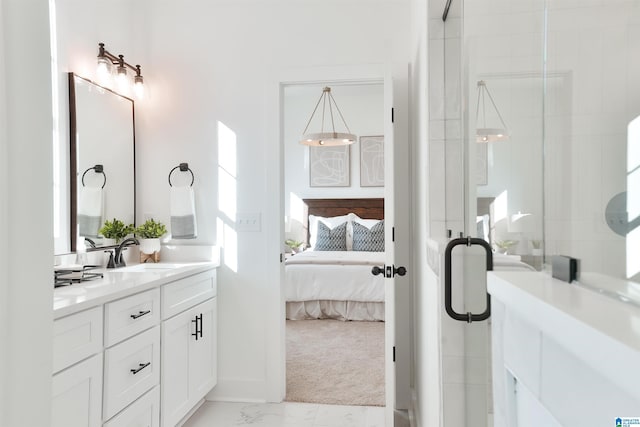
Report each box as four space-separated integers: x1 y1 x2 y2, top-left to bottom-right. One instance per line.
488 270 640 401
53 262 217 319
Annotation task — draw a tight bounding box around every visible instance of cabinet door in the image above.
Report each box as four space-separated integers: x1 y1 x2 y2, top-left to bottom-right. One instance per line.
52 353 103 427
161 297 217 427
189 297 217 400
161 307 193 427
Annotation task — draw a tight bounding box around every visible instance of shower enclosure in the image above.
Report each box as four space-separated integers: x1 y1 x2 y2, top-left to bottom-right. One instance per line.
440 0 640 425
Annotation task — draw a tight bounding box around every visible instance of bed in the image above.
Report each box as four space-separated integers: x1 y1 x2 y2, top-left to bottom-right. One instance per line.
285 198 386 321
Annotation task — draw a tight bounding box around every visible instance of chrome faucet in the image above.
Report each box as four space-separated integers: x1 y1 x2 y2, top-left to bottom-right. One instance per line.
112 237 139 268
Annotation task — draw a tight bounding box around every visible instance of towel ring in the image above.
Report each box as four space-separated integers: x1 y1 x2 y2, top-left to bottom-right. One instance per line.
168 163 195 187
81 165 107 189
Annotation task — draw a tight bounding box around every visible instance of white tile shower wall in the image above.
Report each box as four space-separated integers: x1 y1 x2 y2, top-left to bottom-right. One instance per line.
544 1 640 279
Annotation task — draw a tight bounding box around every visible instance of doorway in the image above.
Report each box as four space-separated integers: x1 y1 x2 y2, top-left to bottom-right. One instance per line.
272 65 412 426
281 82 386 407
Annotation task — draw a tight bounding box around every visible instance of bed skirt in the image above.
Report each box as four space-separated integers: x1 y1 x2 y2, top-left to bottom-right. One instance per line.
286 300 385 321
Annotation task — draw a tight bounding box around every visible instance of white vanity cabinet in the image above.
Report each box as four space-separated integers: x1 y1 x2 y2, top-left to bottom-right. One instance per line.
52 263 218 427
161 269 217 427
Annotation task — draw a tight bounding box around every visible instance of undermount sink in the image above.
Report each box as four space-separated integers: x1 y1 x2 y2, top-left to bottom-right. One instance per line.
115 263 186 273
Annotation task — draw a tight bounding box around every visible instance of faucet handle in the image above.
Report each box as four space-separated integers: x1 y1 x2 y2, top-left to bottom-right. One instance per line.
105 250 116 269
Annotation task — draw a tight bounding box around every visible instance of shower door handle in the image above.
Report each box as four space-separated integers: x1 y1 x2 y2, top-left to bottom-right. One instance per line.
444 237 493 323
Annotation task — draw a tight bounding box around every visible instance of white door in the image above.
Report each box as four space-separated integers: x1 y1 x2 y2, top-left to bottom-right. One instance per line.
382 66 411 426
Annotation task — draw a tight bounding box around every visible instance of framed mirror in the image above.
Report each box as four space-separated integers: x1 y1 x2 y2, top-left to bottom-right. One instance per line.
68 73 136 252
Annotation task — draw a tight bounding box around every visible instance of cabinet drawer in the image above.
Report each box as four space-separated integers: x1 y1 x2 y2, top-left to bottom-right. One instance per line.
103 386 159 427
162 269 216 319
105 288 160 347
53 306 103 373
103 326 160 421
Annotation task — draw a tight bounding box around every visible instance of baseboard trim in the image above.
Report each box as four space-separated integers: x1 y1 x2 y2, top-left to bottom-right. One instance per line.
205 378 268 402
176 399 205 427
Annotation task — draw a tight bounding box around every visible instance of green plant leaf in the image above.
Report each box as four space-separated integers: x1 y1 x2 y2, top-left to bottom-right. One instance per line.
135 218 167 239
99 218 134 243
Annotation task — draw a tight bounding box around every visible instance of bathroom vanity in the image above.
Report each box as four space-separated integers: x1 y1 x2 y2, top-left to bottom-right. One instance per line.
52 261 218 427
488 271 640 427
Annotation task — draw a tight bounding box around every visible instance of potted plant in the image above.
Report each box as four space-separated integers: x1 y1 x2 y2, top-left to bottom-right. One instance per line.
135 218 167 255
494 239 517 254
530 239 542 256
99 218 134 244
285 238 304 254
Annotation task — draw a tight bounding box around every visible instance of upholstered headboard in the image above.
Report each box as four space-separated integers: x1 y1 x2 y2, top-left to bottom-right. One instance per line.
302 198 384 245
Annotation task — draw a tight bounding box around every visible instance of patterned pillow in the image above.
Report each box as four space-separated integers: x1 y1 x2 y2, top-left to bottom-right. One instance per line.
314 222 348 251
352 220 385 252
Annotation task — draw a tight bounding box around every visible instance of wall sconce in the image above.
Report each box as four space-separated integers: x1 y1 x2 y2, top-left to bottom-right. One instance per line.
476 80 509 143
96 42 144 99
299 86 356 146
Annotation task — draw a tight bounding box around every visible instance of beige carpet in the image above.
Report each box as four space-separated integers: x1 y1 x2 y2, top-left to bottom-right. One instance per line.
285 319 385 407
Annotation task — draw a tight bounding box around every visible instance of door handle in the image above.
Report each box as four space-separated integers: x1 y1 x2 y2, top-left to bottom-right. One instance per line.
372 265 407 278
371 265 385 276
393 266 407 277
444 236 493 323
192 314 203 340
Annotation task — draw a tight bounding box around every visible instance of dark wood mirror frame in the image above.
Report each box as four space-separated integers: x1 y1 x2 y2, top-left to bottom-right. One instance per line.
68 73 136 252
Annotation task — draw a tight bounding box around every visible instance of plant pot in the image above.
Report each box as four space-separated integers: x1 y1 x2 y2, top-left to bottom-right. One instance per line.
102 238 117 246
531 248 542 256
139 238 161 255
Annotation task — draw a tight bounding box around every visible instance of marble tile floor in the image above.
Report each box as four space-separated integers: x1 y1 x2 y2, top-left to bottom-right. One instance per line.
182 401 386 427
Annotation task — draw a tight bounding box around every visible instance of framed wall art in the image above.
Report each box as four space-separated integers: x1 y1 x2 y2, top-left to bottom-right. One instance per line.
309 145 350 187
359 135 384 187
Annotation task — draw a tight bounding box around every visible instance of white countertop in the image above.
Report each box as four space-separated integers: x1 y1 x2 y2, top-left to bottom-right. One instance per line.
488 271 640 401
54 262 217 319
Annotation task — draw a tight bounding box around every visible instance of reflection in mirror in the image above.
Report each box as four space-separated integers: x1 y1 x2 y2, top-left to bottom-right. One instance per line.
69 73 135 252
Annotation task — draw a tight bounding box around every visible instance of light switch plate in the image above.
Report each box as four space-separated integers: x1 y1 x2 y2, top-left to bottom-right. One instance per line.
236 212 261 232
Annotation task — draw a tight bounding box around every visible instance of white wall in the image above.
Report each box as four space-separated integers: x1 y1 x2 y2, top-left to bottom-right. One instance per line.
0 0 54 426
283 83 384 243
137 0 410 401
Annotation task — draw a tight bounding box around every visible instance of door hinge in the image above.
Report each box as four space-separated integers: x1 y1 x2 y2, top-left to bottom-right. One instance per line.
393 346 396 362
391 107 395 123
392 226 395 242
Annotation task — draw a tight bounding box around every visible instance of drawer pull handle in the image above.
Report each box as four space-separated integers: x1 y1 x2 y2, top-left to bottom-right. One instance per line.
192 314 203 340
130 362 151 375
130 310 151 319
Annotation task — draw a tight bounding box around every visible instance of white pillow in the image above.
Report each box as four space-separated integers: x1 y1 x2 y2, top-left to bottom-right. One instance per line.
308 214 353 250
349 213 382 230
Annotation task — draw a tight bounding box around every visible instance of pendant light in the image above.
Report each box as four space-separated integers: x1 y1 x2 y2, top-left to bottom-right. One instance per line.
300 87 356 146
475 80 509 143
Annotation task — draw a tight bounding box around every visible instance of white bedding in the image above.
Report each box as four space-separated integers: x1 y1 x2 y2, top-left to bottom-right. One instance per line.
285 251 385 303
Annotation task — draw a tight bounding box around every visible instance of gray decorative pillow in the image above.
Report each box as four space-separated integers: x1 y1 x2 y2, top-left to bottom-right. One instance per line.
314 222 348 251
352 220 385 252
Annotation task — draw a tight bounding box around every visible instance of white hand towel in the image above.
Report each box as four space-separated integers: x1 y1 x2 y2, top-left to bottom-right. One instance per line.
78 187 103 237
170 186 197 239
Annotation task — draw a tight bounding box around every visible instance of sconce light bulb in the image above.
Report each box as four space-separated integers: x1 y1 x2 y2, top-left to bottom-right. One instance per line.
115 68 129 95
96 57 112 85
134 80 145 100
